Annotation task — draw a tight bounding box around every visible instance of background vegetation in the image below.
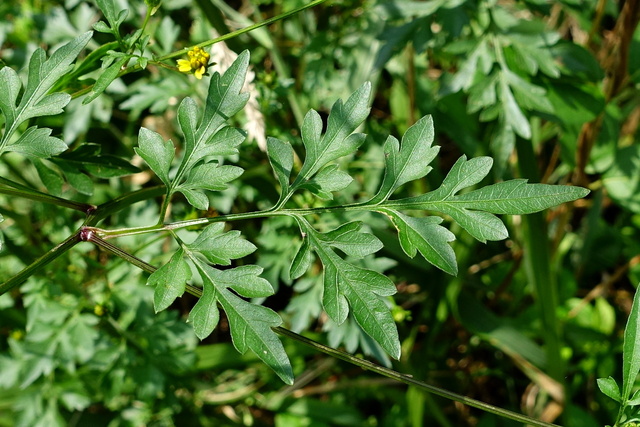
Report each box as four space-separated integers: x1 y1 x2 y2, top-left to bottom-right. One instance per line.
0 0 639 426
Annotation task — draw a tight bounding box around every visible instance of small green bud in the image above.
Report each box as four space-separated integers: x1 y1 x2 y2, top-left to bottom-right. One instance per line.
144 0 161 15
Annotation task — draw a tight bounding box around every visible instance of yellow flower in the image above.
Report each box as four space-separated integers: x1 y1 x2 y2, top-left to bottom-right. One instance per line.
177 46 211 79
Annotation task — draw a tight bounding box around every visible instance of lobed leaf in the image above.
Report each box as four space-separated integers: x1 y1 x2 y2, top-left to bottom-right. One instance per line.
380 208 457 275
9 127 68 159
369 115 440 204
294 83 371 186
385 154 589 242
188 276 220 340
299 164 353 200
318 221 383 258
179 163 243 192
192 261 293 384
217 265 274 298
188 222 257 266
193 50 250 157
1 32 92 157
295 217 400 358
18 32 93 121
452 180 590 214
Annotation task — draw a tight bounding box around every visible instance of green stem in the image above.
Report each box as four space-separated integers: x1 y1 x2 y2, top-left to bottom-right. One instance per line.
273 327 559 427
84 185 166 226
155 0 329 62
0 233 81 295
0 176 95 213
91 204 364 239
82 232 558 427
515 138 566 388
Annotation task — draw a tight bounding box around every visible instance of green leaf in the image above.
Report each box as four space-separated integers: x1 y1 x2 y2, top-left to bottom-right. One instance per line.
176 161 244 210
622 289 640 404
94 0 128 36
453 180 590 214
215 265 274 298
179 189 209 210
33 159 64 196
369 115 440 204
498 76 531 139
296 217 400 359
82 56 129 105
293 83 371 187
9 127 68 158
194 50 250 157
189 277 220 340
300 164 353 200
167 53 250 206
290 236 313 280
135 127 175 186
148 249 191 312
386 155 589 242
504 70 553 114
380 208 457 275
0 66 22 127
192 261 293 384
54 143 140 178
318 221 383 258
267 137 294 200
0 32 92 148
597 377 621 403
188 223 257 266
179 163 243 192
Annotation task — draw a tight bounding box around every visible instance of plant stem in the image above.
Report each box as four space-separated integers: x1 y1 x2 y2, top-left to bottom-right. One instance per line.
84 232 559 427
84 185 166 226
515 138 566 392
273 327 559 427
154 0 329 62
0 176 95 213
0 233 81 295
91 204 365 238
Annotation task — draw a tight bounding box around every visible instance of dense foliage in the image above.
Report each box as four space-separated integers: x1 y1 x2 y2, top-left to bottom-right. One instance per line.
0 0 638 426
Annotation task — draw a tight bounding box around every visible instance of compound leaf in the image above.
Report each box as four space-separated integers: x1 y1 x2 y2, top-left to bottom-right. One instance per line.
194 50 250 157
18 32 93 121
148 249 191 312
0 32 92 156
